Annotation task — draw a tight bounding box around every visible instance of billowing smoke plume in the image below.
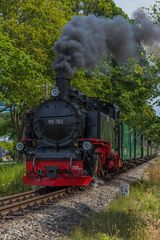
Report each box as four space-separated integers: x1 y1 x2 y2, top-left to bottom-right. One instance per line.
134 10 160 46
54 10 160 77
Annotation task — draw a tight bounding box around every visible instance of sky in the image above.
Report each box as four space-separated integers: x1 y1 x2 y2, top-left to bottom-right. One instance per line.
113 0 156 17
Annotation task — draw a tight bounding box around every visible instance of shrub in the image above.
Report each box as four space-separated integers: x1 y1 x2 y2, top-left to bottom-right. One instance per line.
0 163 30 197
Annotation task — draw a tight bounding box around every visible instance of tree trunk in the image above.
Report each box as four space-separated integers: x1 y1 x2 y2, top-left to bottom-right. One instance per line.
10 106 26 162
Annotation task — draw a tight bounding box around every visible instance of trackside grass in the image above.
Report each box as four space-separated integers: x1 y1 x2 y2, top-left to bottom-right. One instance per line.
69 163 160 240
0 163 30 197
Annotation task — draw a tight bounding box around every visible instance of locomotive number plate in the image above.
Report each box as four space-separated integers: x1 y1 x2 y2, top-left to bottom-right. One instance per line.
48 119 64 125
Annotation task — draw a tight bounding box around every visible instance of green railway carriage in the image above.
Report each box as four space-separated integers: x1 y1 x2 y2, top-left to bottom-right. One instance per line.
142 137 148 158
120 123 156 161
120 123 133 161
130 128 135 159
120 123 141 161
147 140 152 156
135 132 142 159
151 143 157 155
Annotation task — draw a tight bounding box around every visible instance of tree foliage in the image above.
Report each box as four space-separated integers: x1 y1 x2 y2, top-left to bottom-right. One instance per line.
0 0 160 148
0 30 45 140
0 0 73 143
65 0 127 17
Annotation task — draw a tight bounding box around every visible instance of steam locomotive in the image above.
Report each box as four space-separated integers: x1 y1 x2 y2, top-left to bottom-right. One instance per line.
17 77 157 187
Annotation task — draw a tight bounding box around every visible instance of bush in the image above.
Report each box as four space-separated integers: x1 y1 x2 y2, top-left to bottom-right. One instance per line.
0 163 30 197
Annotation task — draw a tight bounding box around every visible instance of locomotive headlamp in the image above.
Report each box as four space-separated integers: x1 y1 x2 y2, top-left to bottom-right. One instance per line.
82 141 92 151
16 142 24 151
51 87 59 97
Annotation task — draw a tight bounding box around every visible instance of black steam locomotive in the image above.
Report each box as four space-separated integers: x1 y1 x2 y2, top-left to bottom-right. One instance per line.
17 77 157 187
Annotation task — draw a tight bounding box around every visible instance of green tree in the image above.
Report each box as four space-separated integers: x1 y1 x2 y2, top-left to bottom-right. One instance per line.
0 30 45 140
0 0 72 78
0 0 73 157
65 0 127 17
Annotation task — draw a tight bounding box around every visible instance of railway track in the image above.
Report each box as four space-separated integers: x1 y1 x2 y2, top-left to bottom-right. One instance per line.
102 157 152 180
0 157 156 222
0 188 72 221
0 190 39 207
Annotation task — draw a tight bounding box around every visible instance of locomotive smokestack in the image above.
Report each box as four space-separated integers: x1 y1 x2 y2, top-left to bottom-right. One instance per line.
56 77 70 97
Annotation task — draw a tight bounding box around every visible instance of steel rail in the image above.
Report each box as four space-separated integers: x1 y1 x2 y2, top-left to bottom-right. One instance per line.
0 190 39 207
0 188 69 220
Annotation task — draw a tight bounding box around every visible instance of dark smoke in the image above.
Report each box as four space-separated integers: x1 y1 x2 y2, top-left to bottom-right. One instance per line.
54 10 160 78
134 10 160 46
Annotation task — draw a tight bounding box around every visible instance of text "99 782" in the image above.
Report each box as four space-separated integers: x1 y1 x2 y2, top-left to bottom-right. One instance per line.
48 119 64 125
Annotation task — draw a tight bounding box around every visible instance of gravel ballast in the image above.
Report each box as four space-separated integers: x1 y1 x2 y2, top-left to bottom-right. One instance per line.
0 159 157 240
